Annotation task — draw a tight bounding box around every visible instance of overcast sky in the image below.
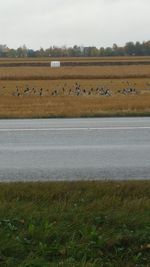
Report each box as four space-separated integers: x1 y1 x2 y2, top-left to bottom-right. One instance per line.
0 0 149 49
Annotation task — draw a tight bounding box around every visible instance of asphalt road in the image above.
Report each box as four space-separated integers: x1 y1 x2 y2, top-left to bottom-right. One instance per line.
0 117 150 181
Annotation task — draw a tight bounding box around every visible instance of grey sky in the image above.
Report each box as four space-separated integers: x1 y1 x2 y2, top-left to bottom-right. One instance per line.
0 0 149 49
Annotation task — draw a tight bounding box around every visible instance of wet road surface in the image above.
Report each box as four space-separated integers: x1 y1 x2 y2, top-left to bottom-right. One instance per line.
0 117 150 181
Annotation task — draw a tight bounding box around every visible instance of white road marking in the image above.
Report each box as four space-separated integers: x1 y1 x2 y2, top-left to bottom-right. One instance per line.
0 126 150 132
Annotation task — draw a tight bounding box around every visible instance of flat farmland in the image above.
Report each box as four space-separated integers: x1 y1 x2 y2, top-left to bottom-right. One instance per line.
0 65 150 80
1 56 150 63
0 57 150 118
0 94 150 118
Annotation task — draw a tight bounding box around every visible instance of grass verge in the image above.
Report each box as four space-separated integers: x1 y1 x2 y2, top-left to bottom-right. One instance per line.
0 181 149 266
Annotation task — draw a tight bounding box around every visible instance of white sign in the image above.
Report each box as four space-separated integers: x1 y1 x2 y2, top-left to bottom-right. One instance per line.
50 61 60 68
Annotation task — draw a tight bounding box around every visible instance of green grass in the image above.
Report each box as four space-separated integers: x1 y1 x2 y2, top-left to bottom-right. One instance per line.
0 181 149 267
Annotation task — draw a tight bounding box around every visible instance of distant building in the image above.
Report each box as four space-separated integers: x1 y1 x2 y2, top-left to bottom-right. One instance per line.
50 61 60 68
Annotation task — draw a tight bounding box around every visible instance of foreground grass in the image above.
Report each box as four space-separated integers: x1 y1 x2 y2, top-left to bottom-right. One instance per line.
0 181 149 266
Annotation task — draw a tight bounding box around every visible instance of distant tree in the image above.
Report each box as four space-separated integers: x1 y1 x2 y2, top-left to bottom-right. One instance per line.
39 47 45 57
0 40 150 58
0 44 8 57
142 41 150 56
83 47 98 57
16 45 28 57
104 47 114 56
7 48 17 57
27 49 36 57
71 45 82 57
16 47 23 57
99 47 105 56
125 42 135 56
112 43 118 56
90 47 99 57
134 42 142 56
49 46 63 57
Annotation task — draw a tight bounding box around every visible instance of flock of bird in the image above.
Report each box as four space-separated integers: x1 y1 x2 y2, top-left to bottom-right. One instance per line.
1 80 150 97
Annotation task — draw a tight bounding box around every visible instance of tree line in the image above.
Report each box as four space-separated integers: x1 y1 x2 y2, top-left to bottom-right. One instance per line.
0 41 150 57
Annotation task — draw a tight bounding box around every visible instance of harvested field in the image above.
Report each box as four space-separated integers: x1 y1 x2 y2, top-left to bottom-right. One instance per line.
0 95 150 118
0 65 150 80
0 78 150 97
1 61 150 67
0 57 150 117
1 56 150 63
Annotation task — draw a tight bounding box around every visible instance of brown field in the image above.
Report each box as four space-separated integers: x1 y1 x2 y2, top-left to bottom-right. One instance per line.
0 65 150 80
1 56 150 63
0 78 150 96
0 56 150 68
0 95 150 118
0 57 150 118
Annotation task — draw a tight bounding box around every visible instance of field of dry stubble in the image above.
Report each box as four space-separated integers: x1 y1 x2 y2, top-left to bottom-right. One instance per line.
0 57 150 117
